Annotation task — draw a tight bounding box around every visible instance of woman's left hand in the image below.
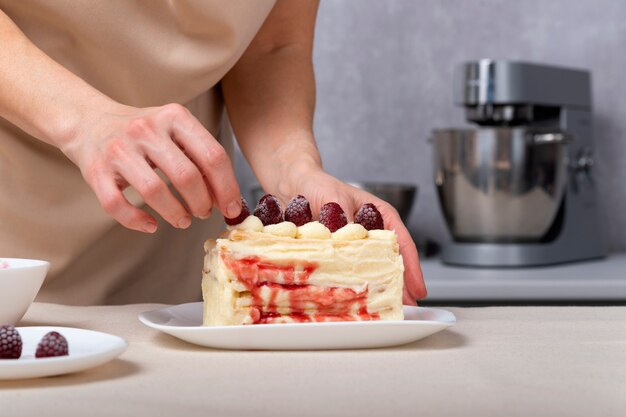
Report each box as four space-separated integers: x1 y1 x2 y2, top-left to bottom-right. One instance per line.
277 168 427 305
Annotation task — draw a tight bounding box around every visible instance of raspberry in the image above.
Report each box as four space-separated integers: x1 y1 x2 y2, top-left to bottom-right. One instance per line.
35 331 69 358
284 195 313 226
0 325 22 359
319 202 348 232
224 197 250 226
355 203 384 230
253 194 283 226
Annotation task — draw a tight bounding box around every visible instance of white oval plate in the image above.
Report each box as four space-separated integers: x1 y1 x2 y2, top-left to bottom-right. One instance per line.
0 327 128 380
139 302 456 350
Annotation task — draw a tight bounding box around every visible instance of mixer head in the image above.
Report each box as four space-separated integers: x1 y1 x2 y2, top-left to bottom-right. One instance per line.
455 59 591 127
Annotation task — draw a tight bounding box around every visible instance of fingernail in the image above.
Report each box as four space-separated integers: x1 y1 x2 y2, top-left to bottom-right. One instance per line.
226 200 241 218
198 209 212 219
143 222 157 233
178 216 192 229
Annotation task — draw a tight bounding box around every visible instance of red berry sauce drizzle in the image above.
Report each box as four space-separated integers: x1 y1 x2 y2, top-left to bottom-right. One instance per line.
221 253 380 324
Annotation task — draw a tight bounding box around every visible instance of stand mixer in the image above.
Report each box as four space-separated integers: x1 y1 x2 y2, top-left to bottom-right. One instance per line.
432 60 606 267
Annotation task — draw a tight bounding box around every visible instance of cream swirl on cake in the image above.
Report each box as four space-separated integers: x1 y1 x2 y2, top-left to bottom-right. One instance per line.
202 195 404 326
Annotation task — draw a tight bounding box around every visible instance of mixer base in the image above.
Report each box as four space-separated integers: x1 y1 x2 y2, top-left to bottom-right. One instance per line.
442 240 605 267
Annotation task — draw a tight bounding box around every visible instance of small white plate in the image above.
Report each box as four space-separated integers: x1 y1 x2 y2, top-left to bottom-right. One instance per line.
0 327 128 380
139 302 456 350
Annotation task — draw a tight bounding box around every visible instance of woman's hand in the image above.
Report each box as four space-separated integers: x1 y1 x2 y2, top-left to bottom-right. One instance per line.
60 102 242 233
277 167 427 305
0 11 241 232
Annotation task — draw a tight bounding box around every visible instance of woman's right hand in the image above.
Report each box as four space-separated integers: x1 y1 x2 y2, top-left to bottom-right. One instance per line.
61 102 242 233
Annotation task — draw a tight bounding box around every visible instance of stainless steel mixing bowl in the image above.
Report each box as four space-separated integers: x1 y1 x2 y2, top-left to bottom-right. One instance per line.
250 182 417 222
347 182 417 222
432 128 570 242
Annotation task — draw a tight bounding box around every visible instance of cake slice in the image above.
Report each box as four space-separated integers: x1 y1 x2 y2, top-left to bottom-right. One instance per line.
202 196 404 325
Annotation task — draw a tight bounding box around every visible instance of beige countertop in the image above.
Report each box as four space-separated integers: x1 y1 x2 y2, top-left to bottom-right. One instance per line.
2 303 626 417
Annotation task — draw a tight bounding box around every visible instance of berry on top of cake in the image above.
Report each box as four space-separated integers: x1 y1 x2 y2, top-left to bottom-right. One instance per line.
208 195 402 326
224 197 250 226
284 195 313 226
253 194 283 226
319 202 348 232
355 203 384 230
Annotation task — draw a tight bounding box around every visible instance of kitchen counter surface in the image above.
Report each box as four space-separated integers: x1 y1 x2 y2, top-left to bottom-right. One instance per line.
422 253 626 301
2 303 625 417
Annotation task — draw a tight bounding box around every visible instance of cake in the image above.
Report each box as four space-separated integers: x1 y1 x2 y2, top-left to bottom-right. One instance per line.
201 195 404 325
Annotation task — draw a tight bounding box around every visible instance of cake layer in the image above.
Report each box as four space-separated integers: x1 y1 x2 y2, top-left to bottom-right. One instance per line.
202 225 404 326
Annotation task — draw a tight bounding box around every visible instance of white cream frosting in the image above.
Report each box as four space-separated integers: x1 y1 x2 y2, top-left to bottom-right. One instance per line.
332 223 368 241
227 215 263 232
296 221 332 239
366 229 397 242
263 221 298 238
228 216 393 242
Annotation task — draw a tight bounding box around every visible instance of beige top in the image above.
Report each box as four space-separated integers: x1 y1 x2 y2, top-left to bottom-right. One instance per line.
0 0 276 304
3 303 625 416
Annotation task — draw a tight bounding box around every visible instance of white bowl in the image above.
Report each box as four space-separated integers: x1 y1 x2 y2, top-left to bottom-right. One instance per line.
0 258 49 325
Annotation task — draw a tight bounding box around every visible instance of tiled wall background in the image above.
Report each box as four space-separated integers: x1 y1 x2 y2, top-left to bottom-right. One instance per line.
235 0 626 251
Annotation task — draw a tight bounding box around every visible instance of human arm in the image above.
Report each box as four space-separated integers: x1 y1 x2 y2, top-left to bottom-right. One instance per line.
0 10 242 232
221 0 427 302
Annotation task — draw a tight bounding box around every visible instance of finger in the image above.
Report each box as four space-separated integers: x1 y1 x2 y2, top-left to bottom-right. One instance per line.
396 224 427 300
90 173 157 233
403 287 418 306
315 196 355 222
354 192 427 300
348 184 381 221
167 106 242 218
343 200 357 222
321 190 357 222
335 195 357 222
339 183 369 222
377 203 427 300
117 157 191 229
145 137 213 219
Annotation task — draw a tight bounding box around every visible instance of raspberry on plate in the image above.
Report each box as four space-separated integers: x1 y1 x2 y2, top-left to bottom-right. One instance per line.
0 325 22 359
355 203 384 230
224 197 250 226
319 202 348 232
253 194 283 226
284 195 313 226
35 331 69 358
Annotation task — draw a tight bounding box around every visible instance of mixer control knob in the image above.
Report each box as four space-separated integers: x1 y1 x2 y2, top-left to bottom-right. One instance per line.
572 148 594 174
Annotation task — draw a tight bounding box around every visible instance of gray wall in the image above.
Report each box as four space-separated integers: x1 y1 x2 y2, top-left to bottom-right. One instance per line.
235 0 626 251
